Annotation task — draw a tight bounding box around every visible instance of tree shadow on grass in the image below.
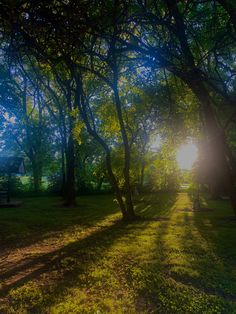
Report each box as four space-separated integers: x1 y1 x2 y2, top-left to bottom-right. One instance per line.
134 191 177 218
1 219 163 313
0 192 178 313
175 211 236 301
0 219 130 294
161 208 236 311
191 196 236 266
129 194 236 313
0 195 119 252
187 198 236 298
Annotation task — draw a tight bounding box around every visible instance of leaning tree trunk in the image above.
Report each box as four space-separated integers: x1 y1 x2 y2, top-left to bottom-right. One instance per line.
73 72 130 220
105 152 128 218
113 80 136 221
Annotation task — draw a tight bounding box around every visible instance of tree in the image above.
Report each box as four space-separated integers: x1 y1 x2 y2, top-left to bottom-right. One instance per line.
119 0 236 214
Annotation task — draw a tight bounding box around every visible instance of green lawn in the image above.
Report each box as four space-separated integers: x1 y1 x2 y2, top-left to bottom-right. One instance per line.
0 192 236 313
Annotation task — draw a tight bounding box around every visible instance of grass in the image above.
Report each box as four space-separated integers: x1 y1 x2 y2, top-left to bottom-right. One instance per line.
0 192 236 313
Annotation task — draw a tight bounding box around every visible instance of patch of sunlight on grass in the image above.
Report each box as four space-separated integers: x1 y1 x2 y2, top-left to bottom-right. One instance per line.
8 281 48 312
174 192 192 209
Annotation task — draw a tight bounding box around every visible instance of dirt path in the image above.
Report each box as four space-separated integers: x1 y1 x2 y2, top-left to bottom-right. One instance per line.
0 217 116 296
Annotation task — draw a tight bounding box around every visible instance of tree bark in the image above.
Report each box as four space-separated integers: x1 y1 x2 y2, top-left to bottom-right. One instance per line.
113 79 136 220
140 160 145 190
31 157 42 192
61 145 66 195
64 83 77 206
64 133 76 206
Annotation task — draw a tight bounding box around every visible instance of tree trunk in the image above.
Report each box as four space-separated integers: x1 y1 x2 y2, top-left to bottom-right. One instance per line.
164 0 236 215
96 176 104 191
209 183 222 200
188 78 236 215
105 152 128 218
31 158 42 192
61 145 66 195
224 141 236 179
59 110 68 196
77 156 87 194
64 133 76 206
73 72 132 220
140 160 145 190
113 83 136 220
63 81 77 207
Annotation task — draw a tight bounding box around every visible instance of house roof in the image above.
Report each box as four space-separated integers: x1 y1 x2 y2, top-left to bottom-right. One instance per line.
0 157 25 174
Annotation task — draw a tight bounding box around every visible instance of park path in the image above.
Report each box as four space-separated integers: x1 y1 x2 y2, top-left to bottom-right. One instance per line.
172 191 193 210
0 212 118 297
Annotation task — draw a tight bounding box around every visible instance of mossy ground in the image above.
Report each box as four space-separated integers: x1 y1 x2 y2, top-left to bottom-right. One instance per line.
0 192 236 313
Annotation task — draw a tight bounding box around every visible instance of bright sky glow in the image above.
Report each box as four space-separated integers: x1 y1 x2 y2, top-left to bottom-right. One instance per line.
176 143 198 170
3 112 16 124
150 135 161 151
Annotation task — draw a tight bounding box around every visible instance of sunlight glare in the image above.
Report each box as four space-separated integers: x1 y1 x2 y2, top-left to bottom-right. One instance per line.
150 135 161 151
176 143 198 170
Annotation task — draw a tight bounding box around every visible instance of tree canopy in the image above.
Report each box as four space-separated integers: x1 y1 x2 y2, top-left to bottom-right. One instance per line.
0 0 236 219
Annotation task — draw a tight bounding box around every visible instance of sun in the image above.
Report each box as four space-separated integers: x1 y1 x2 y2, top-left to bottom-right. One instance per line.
176 143 198 170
